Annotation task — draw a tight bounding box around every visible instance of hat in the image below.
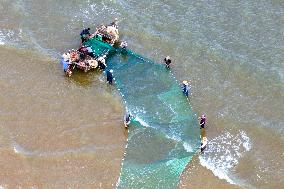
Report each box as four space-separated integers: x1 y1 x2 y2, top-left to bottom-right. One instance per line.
114 18 118 21
165 55 171 60
110 69 113 73
183 80 188 85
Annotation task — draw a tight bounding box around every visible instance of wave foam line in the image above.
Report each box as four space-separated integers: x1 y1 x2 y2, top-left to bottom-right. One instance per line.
199 130 252 185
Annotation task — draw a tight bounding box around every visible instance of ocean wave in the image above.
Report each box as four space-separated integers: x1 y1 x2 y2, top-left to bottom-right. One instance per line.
0 30 4 45
12 141 109 157
199 130 252 185
134 116 150 127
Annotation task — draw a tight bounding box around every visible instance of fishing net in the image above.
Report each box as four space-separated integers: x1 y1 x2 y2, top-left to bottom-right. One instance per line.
84 38 116 57
85 39 200 189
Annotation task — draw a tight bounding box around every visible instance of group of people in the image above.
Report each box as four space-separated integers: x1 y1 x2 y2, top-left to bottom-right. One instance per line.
163 55 207 152
80 18 120 45
62 19 208 152
61 19 122 77
61 47 107 77
163 56 192 98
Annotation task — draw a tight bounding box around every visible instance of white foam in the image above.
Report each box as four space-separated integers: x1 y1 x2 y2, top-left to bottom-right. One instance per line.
165 133 182 142
240 130 252 151
0 31 5 45
0 29 24 47
199 130 252 185
200 157 235 184
134 116 149 127
183 142 193 152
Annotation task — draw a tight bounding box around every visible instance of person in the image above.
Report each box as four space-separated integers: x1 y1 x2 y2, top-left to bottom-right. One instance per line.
106 69 114 84
98 55 107 70
80 28 91 43
164 56 171 69
62 52 70 62
123 112 131 128
120 41 128 49
199 114 206 129
200 136 207 152
61 58 72 77
182 80 191 98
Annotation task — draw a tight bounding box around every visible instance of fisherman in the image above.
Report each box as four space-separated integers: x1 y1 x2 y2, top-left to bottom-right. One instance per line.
106 69 114 84
199 114 206 129
61 58 72 77
123 112 131 129
98 55 107 70
182 80 191 98
80 28 91 43
120 41 128 49
62 52 70 62
164 56 172 69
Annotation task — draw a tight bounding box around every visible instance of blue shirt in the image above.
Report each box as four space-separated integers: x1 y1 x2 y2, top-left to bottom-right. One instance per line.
61 59 69 71
182 84 190 97
80 28 90 36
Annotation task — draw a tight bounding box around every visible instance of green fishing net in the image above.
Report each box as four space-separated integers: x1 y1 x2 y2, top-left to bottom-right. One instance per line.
85 39 200 189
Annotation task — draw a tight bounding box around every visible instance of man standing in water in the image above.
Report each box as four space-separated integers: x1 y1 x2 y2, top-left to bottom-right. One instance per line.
164 56 172 69
199 114 206 129
199 114 207 152
106 69 114 84
182 80 191 98
80 28 90 43
98 55 107 70
124 112 131 129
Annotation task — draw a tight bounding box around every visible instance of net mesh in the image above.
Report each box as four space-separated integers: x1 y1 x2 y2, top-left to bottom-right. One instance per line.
84 38 116 57
86 39 200 189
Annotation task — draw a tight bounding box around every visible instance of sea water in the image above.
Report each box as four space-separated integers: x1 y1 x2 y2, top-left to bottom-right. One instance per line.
0 0 283 188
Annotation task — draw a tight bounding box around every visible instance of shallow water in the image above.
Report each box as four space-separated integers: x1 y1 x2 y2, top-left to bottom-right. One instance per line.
0 0 283 188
